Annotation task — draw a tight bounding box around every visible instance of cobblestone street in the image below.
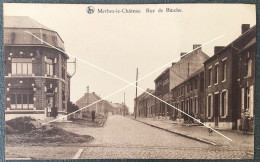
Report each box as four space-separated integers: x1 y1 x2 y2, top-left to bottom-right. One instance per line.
67 115 253 159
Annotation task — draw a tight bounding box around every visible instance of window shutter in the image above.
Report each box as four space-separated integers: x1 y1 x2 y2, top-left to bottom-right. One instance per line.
241 88 244 114
250 85 254 117
220 92 222 116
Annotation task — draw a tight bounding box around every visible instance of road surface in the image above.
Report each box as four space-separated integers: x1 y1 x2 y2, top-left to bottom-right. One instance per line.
6 115 253 159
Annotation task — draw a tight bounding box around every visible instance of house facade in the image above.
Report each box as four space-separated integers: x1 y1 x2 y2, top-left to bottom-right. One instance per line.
134 89 155 117
76 90 128 116
4 16 70 121
154 45 209 119
236 29 256 130
204 24 256 129
171 67 205 123
154 68 171 118
76 91 108 116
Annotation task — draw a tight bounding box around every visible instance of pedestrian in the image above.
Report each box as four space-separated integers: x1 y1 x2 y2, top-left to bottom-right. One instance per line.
91 110 95 122
241 109 250 135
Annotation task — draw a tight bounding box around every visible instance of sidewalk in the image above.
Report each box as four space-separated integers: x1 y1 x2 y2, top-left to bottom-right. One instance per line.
130 116 254 148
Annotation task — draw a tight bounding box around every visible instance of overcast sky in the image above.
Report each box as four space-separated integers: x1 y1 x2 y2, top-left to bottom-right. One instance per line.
4 3 256 112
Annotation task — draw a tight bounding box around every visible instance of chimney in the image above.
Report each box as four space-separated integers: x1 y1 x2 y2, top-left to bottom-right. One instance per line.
86 86 89 93
180 52 187 59
87 86 89 106
242 24 250 34
214 46 225 55
193 44 202 51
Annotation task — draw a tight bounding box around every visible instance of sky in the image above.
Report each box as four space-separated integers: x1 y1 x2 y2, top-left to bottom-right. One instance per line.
4 3 256 113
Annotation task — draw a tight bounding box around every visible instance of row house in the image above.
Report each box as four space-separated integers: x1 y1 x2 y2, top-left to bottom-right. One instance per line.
204 24 256 129
76 90 107 116
4 16 70 121
146 90 156 117
237 27 256 130
134 89 155 117
171 67 205 122
154 68 171 118
154 45 209 119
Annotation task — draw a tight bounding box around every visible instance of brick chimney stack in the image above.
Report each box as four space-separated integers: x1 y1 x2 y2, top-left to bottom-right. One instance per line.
242 24 250 34
180 52 187 59
193 44 202 51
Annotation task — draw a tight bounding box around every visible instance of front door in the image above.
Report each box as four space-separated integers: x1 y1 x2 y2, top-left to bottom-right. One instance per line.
47 96 54 117
214 93 219 127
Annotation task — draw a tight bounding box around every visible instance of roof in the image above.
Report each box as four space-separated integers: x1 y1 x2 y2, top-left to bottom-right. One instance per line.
173 66 204 90
205 25 256 63
137 89 154 101
154 67 170 82
239 37 256 53
76 92 102 106
4 16 52 30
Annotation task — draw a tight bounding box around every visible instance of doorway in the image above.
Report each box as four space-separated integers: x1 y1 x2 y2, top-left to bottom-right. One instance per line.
214 93 219 127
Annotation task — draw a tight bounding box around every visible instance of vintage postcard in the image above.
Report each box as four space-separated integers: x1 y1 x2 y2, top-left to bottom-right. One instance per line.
2 2 256 160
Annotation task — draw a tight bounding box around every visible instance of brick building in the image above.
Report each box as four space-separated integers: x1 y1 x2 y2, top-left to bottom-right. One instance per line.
154 68 171 118
134 89 155 117
76 91 109 116
204 24 256 129
154 45 209 119
146 90 156 117
76 89 127 116
236 26 256 130
171 67 205 123
4 16 70 120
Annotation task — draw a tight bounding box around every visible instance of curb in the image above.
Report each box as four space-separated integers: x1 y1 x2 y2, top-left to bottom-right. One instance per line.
132 118 217 146
6 158 32 160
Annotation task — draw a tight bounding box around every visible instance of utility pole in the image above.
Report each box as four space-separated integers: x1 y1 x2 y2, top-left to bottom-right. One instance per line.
124 92 125 116
135 68 138 119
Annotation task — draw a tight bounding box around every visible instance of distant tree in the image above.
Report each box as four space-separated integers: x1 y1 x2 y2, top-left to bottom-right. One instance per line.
67 101 79 114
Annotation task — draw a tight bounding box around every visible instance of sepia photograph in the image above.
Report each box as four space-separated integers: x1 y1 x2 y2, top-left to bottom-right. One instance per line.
2 2 256 160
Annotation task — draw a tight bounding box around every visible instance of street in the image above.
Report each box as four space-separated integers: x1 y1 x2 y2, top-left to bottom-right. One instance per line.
6 115 253 159
64 115 253 159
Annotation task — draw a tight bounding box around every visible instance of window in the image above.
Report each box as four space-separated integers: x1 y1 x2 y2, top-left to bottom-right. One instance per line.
191 81 193 91
190 98 193 114
246 59 252 77
220 91 228 117
12 58 32 76
207 95 213 117
62 67 65 79
195 78 198 90
43 34 47 42
214 65 218 84
222 61 227 81
11 32 16 43
245 87 250 110
194 97 198 114
52 35 58 46
208 68 212 86
10 93 33 110
46 58 54 76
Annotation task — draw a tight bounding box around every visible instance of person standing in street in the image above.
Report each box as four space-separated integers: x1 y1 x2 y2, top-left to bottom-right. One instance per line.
241 109 250 135
91 110 95 122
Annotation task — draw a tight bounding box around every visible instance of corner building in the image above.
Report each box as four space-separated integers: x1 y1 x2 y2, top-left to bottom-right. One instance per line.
4 16 69 120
